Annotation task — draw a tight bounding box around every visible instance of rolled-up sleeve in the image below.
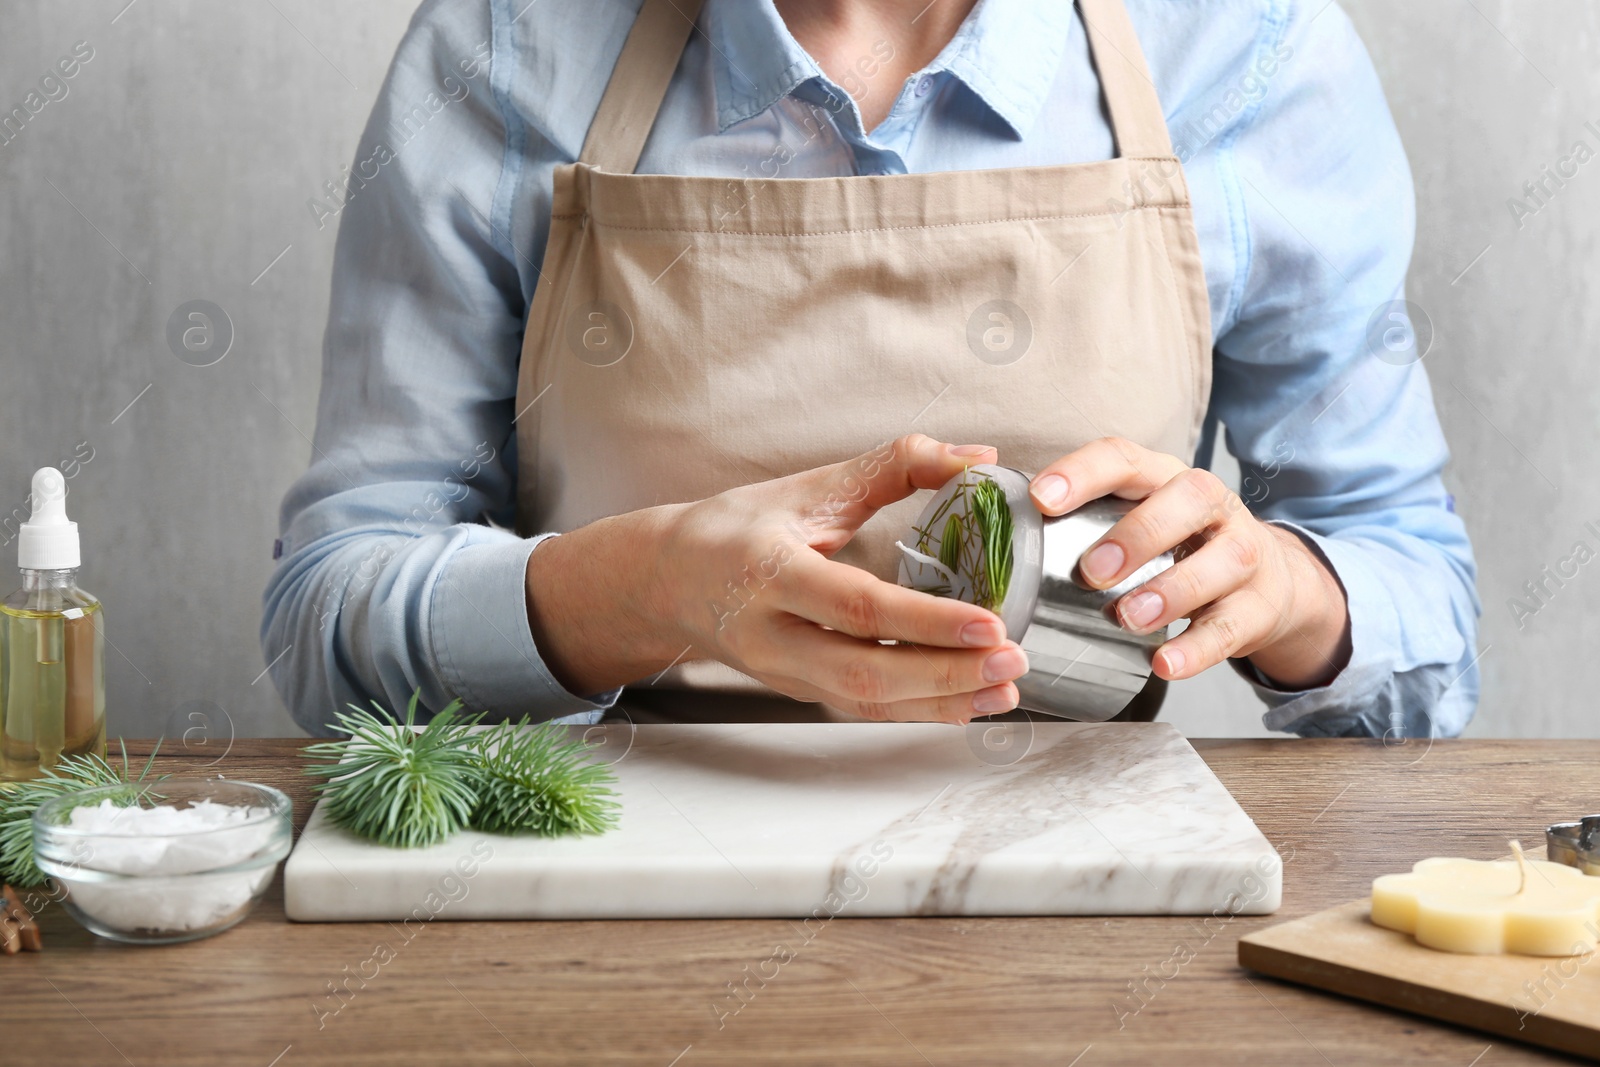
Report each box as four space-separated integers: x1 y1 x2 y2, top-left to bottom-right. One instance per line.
260 0 615 734
1204 1 1481 737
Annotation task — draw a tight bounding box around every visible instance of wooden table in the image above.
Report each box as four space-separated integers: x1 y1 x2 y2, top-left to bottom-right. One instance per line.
4 738 1592 1066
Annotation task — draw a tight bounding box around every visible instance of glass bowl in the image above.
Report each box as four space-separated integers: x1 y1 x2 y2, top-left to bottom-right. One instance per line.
32 778 292 944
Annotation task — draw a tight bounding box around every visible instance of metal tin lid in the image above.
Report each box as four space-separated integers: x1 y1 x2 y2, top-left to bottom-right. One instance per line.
1546 817 1600 874
897 465 1175 722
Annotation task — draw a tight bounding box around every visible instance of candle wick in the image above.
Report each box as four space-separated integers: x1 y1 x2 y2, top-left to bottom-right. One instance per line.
1511 839 1528 895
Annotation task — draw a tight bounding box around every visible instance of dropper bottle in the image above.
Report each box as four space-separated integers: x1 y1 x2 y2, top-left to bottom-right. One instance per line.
1 468 106 783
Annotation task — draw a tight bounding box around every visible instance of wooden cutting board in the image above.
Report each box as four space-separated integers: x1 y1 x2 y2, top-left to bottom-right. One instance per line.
284 721 1283 921
1239 900 1600 1060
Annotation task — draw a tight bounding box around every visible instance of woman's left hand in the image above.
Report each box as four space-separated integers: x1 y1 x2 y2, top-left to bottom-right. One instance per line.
1028 437 1352 689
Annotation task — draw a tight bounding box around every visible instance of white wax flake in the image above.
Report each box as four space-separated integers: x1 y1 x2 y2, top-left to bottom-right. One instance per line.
895 540 975 603
65 799 275 875
56 799 279 935
66 867 275 934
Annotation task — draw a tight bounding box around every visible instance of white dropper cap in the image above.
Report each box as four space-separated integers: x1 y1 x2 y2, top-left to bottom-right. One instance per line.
18 467 80 571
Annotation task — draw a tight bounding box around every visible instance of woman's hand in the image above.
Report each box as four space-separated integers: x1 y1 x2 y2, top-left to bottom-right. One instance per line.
1028 437 1351 689
525 434 1029 722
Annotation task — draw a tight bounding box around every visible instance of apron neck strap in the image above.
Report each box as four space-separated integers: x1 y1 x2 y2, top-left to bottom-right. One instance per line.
578 0 706 172
581 0 1172 170
1078 0 1174 158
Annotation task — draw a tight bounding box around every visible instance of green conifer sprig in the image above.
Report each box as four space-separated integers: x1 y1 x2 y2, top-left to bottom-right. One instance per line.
304 692 482 849
969 476 1015 611
911 468 1015 612
0 741 159 887
470 720 620 837
303 691 620 848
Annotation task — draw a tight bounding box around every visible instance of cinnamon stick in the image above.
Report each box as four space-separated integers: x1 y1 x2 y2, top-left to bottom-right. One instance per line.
1 883 41 952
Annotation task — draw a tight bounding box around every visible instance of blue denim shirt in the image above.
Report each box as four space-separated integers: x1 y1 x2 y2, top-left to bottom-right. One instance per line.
263 0 1480 738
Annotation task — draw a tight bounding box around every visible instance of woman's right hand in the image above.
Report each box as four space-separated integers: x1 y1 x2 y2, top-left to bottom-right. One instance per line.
524 434 1028 722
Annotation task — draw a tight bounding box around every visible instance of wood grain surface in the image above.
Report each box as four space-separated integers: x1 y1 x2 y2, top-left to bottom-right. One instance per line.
2 735 1594 1066
1240 900 1600 1060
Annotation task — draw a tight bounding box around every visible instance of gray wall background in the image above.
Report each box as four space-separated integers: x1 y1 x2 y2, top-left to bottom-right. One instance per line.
0 1 1592 740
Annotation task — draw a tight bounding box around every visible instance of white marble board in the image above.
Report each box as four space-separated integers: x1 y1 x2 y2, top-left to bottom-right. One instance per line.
283 721 1282 921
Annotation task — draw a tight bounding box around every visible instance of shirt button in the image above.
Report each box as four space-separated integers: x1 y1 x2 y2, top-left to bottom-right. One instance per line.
915 74 935 97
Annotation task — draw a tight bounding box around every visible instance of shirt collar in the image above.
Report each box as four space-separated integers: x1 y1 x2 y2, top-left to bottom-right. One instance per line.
707 0 821 132
707 0 1076 139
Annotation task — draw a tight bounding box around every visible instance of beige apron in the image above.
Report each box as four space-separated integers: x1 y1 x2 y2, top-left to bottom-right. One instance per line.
513 0 1213 715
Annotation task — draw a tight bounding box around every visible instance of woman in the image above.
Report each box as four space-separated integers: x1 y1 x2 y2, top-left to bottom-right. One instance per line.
263 0 1479 737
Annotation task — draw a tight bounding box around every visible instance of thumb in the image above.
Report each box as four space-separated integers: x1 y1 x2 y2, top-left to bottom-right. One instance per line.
795 434 997 542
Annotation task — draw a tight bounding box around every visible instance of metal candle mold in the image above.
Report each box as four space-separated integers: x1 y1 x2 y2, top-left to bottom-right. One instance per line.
896 464 1175 722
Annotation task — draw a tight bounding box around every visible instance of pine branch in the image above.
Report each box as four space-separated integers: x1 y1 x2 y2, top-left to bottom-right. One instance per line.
969 476 1014 612
303 691 481 849
915 468 1015 613
0 740 158 887
303 692 621 848
470 720 620 837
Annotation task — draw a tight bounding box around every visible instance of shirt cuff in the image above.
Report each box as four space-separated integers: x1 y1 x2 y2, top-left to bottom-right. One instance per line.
429 532 620 722
1229 520 1401 736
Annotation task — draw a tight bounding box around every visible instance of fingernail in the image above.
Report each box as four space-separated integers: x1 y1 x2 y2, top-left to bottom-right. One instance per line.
1081 541 1124 584
972 685 1016 715
1031 474 1069 510
1120 589 1163 630
982 646 1028 683
1160 647 1186 676
949 444 993 456
960 619 1006 646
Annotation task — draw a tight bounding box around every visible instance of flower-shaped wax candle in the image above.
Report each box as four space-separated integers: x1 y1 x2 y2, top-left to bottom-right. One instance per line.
1371 846 1600 956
